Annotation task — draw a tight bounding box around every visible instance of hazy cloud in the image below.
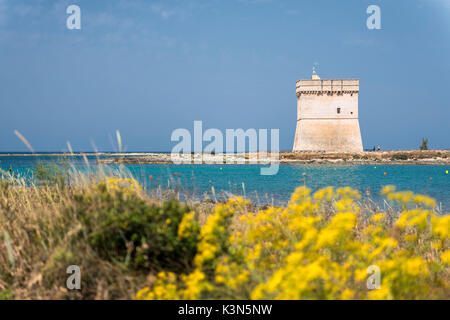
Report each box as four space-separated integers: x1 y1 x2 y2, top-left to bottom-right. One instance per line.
0 0 8 26
151 4 176 19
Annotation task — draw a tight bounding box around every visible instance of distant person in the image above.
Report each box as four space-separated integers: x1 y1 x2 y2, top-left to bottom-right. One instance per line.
372 146 376 152
377 146 381 151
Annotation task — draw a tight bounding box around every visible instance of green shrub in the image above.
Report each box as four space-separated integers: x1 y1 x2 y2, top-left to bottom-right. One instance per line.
419 138 428 151
0 179 8 191
71 182 200 272
391 153 408 161
0 288 13 300
33 162 68 188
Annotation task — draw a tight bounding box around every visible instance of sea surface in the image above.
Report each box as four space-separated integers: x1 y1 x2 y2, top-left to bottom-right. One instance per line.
1 155 449 211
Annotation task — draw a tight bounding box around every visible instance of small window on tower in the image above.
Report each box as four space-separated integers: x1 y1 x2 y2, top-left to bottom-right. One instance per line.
337 107 341 114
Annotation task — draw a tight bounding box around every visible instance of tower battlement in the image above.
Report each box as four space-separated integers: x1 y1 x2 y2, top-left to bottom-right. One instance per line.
296 79 359 95
293 75 363 152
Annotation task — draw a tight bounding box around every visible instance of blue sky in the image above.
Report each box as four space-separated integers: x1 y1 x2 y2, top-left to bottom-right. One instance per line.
0 0 449 152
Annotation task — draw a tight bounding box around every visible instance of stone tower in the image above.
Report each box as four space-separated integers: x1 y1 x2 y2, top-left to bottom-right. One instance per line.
293 73 363 152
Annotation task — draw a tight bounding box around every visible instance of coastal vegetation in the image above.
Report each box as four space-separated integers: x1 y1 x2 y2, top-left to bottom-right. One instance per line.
0 167 448 300
97 150 450 165
390 153 408 161
281 149 448 162
420 138 429 151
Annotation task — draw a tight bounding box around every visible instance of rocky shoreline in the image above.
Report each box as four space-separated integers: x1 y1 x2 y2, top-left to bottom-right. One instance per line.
96 150 450 166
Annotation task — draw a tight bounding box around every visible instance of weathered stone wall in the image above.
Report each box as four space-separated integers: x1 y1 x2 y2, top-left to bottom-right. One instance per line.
293 78 363 152
297 93 359 120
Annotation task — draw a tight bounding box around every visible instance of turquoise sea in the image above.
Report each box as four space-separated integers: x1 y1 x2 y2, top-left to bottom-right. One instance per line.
1 155 449 211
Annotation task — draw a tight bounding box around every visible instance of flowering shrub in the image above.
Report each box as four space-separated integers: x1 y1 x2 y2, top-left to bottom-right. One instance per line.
71 178 200 271
102 177 143 197
137 186 449 300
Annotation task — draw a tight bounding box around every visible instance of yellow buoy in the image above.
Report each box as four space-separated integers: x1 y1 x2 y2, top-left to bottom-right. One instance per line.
446 170 448 174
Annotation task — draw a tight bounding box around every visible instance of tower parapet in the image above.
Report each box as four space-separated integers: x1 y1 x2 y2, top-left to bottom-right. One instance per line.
296 79 359 95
